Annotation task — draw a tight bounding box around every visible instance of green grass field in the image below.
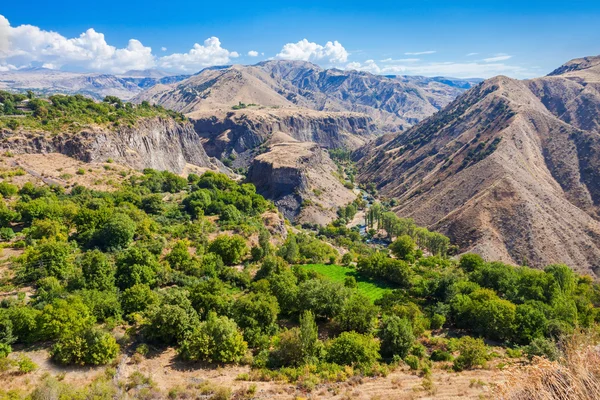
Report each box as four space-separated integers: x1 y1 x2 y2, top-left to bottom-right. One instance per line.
301 264 396 302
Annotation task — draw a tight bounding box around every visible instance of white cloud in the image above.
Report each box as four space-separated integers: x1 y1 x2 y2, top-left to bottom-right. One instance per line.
248 50 259 57
346 60 381 74
466 52 479 56
380 58 420 63
276 39 348 64
404 50 436 55
0 14 240 74
345 59 534 79
158 37 239 72
483 53 512 62
161 47 167 52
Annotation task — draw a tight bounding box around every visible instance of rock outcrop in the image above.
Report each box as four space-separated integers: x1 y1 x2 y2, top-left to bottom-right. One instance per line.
356 55 600 275
248 135 356 224
0 117 225 174
190 108 376 166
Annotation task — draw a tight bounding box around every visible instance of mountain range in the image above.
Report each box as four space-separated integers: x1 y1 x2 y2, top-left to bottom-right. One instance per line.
3 57 600 274
356 55 600 274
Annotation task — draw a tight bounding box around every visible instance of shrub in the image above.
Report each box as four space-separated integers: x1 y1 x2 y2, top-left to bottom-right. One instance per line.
17 356 38 373
179 312 247 363
51 328 119 365
430 350 453 362
404 354 420 370
0 227 15 241
524 337 560 361
452 337 488 371
326 332 380 366
430 313 446 330
0 343 11 358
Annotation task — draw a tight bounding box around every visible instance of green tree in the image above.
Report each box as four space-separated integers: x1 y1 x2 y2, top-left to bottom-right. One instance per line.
326 332 380 366
299 310 320 362
179 312 247 363
94 213 135 250
120 284 159 317
389 235 416 261
79 250 115 291
335 293 378 334
20 240 75 282
379 315 414 359
36 297 95 341
208 235 248 265
51 327 119 365
115 247 160 289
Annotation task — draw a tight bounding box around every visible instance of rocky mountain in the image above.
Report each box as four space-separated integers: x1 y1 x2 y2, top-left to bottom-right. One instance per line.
0 69 189 100
356 55 600 274
136 60 477 131
0 117 225 174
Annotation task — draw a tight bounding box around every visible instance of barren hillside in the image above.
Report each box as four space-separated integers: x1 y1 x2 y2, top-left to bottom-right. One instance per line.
356 55 600 274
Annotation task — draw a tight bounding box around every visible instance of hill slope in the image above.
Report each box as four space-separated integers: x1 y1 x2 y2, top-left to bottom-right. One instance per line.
135 60 478 131
356 55 600 274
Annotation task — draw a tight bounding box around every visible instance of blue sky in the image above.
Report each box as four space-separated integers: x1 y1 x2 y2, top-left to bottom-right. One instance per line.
1 0 599 78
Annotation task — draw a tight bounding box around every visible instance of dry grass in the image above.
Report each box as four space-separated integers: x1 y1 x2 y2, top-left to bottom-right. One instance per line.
497 330 600 400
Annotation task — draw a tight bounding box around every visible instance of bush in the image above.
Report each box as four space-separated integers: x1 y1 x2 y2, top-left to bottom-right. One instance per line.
51 328 119 365
326 332 380 366
379 315 415 359
430 313 446 330
524 337 560 361
17 356 38 373
0 343 11 358
430 350 453 362
404 354 419 370
0 227 15 241
179 312 247 363
452 337 488 371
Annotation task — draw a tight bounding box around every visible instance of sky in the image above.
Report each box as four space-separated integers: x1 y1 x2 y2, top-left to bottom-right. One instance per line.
0 0 599 79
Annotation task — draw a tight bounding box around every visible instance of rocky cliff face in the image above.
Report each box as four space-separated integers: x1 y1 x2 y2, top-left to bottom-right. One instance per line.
0 117 225 174
356 55 600 275
248 138 356 224
191 109 376 165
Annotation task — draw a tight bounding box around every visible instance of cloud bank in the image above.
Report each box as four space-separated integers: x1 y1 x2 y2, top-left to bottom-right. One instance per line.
0 14 238 74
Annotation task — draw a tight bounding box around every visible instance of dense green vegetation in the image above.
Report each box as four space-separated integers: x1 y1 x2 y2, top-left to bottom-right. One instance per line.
0 91 185 133
1 164 599 397
301 264 393 302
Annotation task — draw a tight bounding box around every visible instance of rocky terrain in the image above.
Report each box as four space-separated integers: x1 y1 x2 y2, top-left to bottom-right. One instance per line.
356 55 600 274
136 60 477 131
0 68 189 100
191 108 376 165
247 132 356 224
132 60 478 223
0 117 225 174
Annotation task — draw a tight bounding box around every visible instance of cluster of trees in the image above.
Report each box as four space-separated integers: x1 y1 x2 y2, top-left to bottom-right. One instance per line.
0 91 185 133
1 164 598 383
365 203 451 256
